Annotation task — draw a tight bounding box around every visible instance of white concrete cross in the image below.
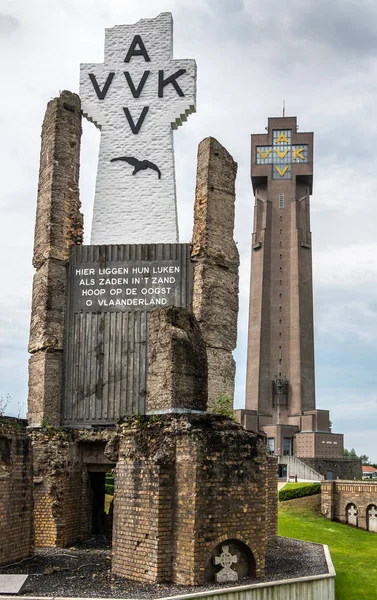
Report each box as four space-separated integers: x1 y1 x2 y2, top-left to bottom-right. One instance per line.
80 13 196 245
348 504 358 526
368 505 377 532
215 545 238 583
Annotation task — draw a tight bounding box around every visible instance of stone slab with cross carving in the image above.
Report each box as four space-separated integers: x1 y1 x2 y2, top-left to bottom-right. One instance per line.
80 12 196 245
215 545 238 583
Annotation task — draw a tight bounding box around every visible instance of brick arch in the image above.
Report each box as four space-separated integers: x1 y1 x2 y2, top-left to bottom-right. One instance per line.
210 532 262 566
204 533 261 582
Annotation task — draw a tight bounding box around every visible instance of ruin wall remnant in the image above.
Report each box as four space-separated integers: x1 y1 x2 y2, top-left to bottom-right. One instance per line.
0 418 34 565
191 137 239 409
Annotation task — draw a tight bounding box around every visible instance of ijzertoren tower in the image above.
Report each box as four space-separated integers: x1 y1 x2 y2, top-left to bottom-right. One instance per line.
242 116 342 469
238 116 362 481
246 116 315 421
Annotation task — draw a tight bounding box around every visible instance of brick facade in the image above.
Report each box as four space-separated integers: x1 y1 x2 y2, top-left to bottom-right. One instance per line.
0 418 34 565
321 480 377 532
111 415 274 585
301 457 362 480
31 429 115 547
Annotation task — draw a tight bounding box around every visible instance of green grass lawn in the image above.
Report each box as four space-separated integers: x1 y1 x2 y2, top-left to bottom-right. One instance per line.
279 496 377 599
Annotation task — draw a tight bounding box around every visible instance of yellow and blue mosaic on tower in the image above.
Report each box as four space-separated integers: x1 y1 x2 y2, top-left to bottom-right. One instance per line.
256 130 308 179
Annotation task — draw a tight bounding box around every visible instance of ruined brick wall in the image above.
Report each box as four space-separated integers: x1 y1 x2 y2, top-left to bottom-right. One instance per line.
111 415 273 585
32 430 84 546
31 429 114 547
28 91 82 427
111 428 175 582
321 480 377 532
0 418 34 565
191 137 239 409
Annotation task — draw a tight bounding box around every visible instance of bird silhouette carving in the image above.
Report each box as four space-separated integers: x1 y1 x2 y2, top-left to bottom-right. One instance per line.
110 156 161 179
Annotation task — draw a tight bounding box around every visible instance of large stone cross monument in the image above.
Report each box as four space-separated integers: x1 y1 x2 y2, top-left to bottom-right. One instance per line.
80 12 196 244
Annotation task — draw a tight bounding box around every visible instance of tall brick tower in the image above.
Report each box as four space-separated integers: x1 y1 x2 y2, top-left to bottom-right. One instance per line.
243 116 326 458
246 116 314 418
237 116 362 481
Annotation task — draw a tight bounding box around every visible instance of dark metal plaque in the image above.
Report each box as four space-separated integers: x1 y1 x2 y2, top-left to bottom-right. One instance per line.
72 259 182 312
63 244 193 427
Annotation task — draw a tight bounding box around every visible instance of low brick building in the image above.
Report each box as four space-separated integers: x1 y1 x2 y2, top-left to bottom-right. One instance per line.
321 480 377 533
0 418 34 565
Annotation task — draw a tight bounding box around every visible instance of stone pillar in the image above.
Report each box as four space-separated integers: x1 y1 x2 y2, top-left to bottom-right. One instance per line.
27 91 82 426
146 306 207 413
191 137 239 409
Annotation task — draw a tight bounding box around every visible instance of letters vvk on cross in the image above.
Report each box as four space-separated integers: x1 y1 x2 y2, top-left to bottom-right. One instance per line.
88 34 187 135
80 12 196 244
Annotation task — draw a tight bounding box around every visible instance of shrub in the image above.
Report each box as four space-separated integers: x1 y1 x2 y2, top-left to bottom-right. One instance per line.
279 483 321 502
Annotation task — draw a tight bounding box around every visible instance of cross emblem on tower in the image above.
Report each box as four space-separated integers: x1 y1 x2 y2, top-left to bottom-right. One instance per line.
250 117 313 191
215 545 238 583
80 13 196 245
368 505 377 519
256 129 308 180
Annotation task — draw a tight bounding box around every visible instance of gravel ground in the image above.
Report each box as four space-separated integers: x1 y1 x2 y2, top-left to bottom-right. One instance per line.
0 536 328 598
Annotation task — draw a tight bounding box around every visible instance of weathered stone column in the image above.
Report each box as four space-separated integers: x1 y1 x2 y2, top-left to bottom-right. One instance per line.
146 306 208 413
191 137 239 409
27 91 83 426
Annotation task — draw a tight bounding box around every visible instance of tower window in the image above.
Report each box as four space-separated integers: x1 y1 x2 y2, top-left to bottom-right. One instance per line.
267 438 275 455
280 228 282 234
279 193 284 208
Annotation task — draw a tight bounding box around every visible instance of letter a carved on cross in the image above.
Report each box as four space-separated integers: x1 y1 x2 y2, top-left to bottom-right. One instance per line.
80 13 196 245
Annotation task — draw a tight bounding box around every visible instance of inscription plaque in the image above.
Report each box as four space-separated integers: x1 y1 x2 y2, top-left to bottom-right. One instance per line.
72 259 182 312
63 243 193 426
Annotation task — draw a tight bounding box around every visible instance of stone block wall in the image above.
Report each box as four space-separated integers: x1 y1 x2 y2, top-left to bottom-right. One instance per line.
321 480 377 532
111 414 274 585
0 418 34 565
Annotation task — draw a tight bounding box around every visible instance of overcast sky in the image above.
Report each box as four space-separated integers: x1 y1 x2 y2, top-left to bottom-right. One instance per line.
1 0 377 462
